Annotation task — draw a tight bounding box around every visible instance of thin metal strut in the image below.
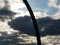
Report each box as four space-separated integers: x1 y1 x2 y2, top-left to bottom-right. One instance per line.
23 0 41 45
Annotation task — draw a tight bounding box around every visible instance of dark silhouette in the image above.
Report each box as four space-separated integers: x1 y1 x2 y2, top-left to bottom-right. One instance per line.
0 8 16 21
23 0 41 45
8 16 60 36
0 9 16 15
8 16 35 36
37 17 60 36
0 35 26 45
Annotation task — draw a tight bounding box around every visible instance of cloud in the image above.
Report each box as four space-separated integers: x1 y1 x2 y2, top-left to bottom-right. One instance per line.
8 15 60 36
8 0 26 12
48 0 57 7
14 10 26 18
33 12 49 19
0 0 5 9
48 0 60 19
0 0 26 20
51 10 60 19
14 11 49 19
48 0 60 10
30 11 48 18
0 20 19 36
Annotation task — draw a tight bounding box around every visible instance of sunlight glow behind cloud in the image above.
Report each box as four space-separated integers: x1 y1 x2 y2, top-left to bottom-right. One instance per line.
9 1 25 12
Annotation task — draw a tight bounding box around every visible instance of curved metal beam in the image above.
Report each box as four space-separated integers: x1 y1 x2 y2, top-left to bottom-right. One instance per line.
23 0 41 45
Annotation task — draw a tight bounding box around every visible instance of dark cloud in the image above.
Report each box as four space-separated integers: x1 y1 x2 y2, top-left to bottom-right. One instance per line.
37 17 60 36
8 16 60 36
0 0 17 21
0 0 16 16
0 34 25 45
0 8 16 15
8 16 36 36
0 8 16 21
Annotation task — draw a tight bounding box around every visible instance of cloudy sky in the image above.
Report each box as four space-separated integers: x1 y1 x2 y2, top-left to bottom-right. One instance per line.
0 0 60 18
27 0 60 15
9 0 60 18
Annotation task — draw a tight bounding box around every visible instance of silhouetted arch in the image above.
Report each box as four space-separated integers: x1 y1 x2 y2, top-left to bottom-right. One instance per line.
23 0 41 45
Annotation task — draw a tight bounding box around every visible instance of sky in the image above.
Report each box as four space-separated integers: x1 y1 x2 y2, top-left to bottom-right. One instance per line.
0 0 60 44
27 0 60 15
0 0 60 18
11 0 60 18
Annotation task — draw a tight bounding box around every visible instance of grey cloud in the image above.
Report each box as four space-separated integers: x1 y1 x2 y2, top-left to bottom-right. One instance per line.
8 16 60 36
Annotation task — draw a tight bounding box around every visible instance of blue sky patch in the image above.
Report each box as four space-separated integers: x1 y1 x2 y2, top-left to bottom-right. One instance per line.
57 0 60 5
27 0 59 15
47 7 58 15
